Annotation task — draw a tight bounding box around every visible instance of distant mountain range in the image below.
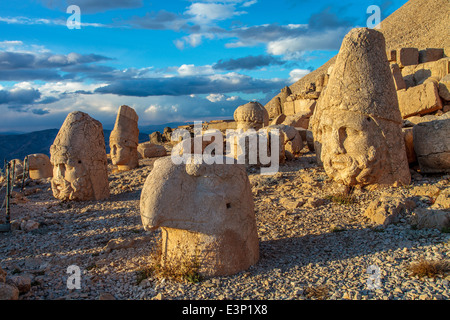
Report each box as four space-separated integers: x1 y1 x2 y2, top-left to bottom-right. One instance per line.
0 122 187 163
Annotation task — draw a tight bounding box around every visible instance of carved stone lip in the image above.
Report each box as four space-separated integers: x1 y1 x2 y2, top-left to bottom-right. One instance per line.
330 156 351 170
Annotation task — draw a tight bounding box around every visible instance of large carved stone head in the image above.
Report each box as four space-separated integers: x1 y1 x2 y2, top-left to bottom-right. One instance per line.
109 105 139 171
311 28 410 188
50 111 109 201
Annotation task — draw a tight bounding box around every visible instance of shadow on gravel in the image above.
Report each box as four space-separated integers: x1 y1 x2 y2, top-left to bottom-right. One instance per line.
254 226 443 274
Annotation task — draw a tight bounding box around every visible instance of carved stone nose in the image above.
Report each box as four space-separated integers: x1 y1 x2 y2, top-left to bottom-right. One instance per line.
330 128 346 155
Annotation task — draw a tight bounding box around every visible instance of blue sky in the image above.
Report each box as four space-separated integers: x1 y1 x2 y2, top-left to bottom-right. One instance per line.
0 0 408 132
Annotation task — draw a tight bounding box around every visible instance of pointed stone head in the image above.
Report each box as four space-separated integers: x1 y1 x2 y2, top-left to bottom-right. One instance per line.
50 111 109 201
109 105 139 170
311 28 410 187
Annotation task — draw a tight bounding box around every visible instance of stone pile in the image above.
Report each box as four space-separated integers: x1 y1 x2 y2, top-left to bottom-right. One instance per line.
385 47 450 173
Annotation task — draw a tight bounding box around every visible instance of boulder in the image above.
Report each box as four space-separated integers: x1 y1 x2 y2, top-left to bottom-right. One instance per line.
397 81 443 118
137 142 167 159
438 74 450 101
402 57 450 87
27 153 53 179
140 157 259 276
7 275 31 294
411 208 450 230
50 111 109 201
364 196 416 226
282 111 312 129
149 131 163 145
413 118 450 173
270 114 286 125
294 99 316 115
310 28 410 188
268 124 303 157
283 100 296 116
431 188 450 210
0 283 19 300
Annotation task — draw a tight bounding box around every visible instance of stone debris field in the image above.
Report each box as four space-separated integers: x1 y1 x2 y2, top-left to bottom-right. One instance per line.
0 153 449 300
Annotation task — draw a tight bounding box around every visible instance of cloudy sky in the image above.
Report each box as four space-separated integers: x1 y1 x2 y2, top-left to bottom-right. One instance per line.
0 0 408 132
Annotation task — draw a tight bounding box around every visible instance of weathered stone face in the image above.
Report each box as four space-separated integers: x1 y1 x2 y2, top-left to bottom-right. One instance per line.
110 105 139 171
318 110 388 186
140 157 259 276
50 111 109 201
311 28 410 188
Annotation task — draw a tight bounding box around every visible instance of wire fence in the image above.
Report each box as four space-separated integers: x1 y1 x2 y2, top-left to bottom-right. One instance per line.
1 156 29 232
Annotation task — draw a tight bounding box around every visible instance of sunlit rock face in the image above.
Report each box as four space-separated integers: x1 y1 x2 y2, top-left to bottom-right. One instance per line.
50 111 109 201
311 28 410 188
110 105 140 171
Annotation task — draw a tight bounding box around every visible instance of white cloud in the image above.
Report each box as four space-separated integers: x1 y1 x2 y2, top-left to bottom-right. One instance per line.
177 64 214 76
206 93 225 102
267 28 348 58
186 2 244 23
242 0 257 7
289 69 311 83
0 16 107 28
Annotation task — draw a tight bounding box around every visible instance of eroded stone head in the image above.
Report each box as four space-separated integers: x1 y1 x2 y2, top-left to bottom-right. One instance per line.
109 105 139 171
234 101 269 131
311 28 410 188
139 156 259 276
50 111 109 201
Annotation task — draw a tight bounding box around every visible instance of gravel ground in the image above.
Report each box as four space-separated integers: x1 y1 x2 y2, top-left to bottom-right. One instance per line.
0 151 449 301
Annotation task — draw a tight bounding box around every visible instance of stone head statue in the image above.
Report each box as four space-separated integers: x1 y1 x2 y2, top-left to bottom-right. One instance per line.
109 105 139 171
234 101 269 131
311 28 410 188
50 111 109 201
140 156 259 276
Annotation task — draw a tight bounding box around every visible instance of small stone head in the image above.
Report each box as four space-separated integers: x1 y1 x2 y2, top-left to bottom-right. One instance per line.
234 101 269 131
109 105 139 170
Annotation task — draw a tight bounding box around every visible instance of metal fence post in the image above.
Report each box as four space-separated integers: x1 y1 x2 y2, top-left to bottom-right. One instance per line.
0 162 11 232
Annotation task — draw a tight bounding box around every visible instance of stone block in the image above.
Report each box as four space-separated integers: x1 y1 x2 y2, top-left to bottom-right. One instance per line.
397 48 419 67
419 48 444 63
413 118 450 173
397 81 443 118
390 63 406 90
